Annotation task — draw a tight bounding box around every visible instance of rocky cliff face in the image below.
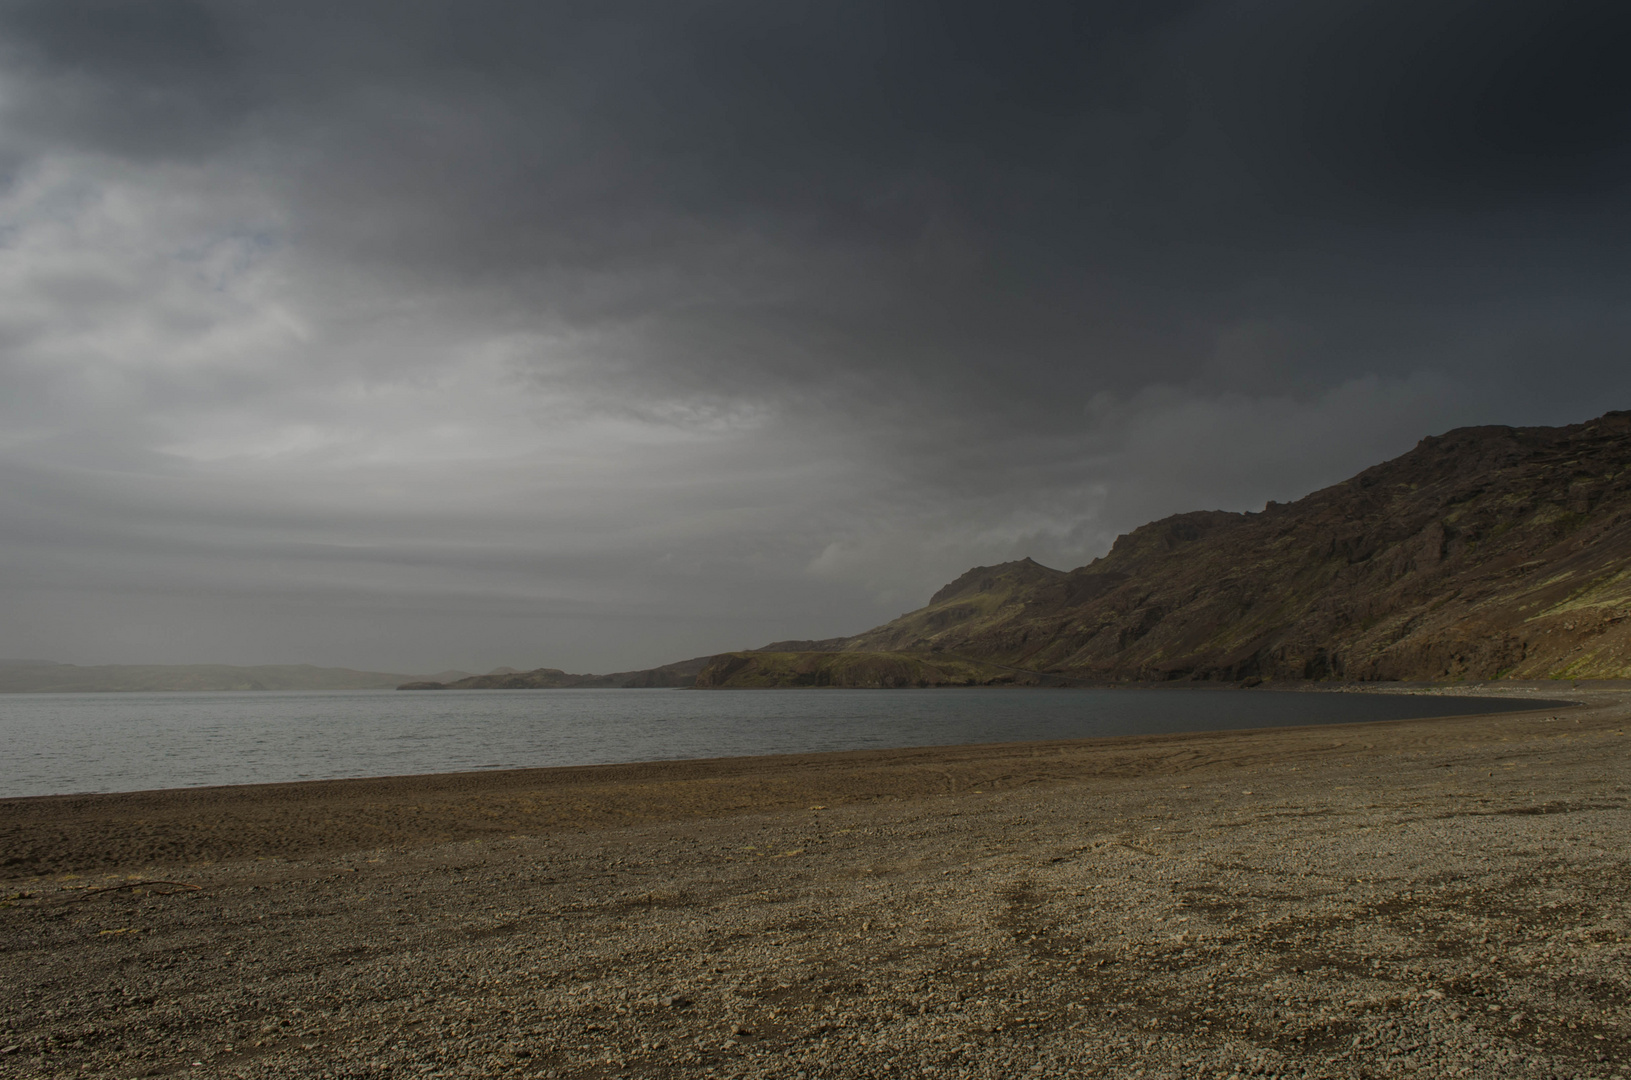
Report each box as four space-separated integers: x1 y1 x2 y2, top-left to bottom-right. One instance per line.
835 411 1631 683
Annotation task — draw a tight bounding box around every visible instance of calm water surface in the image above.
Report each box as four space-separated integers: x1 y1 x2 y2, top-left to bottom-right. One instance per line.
0 687 1561 798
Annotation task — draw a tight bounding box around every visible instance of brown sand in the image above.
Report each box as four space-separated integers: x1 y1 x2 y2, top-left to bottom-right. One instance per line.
2 688 1628 1079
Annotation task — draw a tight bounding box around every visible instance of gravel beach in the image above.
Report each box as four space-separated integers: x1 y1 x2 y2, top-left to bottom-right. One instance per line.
2 687 1628 1079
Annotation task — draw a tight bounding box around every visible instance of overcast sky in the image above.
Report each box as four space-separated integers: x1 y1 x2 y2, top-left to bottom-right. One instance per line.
1 0 1628 673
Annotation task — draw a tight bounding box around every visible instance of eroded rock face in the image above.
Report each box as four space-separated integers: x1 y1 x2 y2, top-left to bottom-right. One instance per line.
838 410 1631 683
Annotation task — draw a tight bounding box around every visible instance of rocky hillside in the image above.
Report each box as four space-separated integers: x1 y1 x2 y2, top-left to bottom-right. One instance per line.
711 411 1631 686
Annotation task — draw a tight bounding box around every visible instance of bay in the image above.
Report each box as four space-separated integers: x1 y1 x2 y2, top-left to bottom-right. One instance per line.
0 686 1562 799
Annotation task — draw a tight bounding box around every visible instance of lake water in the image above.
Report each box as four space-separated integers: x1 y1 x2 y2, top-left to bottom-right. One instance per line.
0 687 1563 799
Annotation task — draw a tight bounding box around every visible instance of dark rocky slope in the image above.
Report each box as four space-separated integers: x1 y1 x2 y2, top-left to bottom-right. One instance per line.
715 411 1631 685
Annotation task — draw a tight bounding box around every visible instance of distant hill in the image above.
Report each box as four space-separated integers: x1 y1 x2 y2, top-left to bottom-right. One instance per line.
705 411 1631 686
399 655 714 690
0 662 436 693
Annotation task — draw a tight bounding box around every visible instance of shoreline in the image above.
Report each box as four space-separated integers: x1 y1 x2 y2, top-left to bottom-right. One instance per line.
0 682 1582 809
3 677 1620 694
0 687 1602 878
2 688 1626 1079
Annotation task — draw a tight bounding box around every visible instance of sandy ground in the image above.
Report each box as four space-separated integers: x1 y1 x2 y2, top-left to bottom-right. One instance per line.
1 687 1628 1079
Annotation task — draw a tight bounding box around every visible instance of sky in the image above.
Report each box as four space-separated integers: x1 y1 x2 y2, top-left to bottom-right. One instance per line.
1 0 1629 674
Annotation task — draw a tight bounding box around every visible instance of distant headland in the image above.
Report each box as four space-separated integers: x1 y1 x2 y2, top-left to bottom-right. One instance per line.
0 661 470 694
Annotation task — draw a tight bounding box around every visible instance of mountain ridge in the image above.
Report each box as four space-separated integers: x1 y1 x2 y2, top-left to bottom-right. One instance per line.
700 410 1631 686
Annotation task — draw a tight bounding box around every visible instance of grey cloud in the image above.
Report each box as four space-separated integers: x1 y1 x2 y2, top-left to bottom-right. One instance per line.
0 0 1628 669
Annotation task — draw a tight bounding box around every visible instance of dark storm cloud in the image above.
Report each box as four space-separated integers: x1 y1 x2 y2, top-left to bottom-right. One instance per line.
1234 1 1631 206
1 0 1629 668
9 2 1627 354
